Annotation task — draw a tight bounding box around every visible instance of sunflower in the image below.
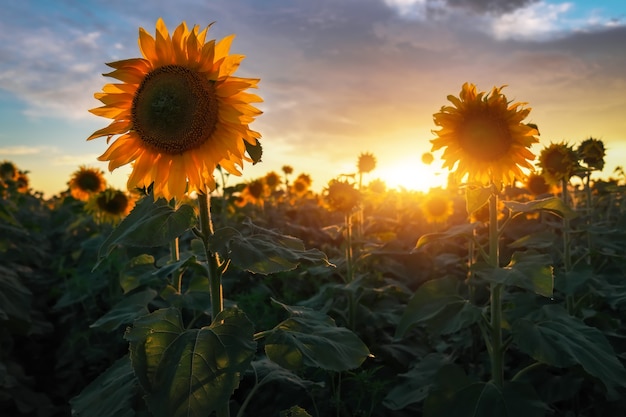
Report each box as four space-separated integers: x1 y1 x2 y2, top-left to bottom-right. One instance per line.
88 18 262 201
538 142 580 185
431 83 539 186
577 137 605 171
357 152 377 174
264 171 281 190
524 171 552 196
69 166 107 201
421 152 434 165
421 189 454 224
86 188 135 224
325 179 361 214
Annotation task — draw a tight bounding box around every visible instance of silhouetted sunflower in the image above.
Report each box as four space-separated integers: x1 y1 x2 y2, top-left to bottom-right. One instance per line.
357 152 377 174
421 189 454 224
69 166 107 201
538 142 580 185
577 137 605 171
88 18 262 200
325 179 361 213
431 83 539 186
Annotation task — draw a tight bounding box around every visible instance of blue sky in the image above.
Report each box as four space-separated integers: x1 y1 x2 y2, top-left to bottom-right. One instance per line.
1 0 625 196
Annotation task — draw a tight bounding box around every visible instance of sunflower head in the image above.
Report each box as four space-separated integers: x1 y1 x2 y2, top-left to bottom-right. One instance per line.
421 189 454 224
88 18 262 201
290 177 310 197
69 166 107 201
86 188 134 224
538 142 581 185
325 179 361 214
357 152 377 174
282 165 294 175
421 152 434 165
264 171 281 189
368 178 387 194
524 172 552 196
0 161 19 182
577 137 605 171
431 82 539 187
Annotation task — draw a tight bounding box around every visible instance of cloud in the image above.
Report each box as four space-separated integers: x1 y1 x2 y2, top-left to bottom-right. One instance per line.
0 145 50 156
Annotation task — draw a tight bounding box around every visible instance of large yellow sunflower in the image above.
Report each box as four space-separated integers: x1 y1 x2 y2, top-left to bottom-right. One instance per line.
88 18 262 201
431 82 539 186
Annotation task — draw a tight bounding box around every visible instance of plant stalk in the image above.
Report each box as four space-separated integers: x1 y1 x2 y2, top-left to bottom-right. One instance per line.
488 191 504 387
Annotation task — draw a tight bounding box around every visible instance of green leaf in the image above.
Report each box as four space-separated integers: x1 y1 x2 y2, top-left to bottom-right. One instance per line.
466 185 492 214
383 353 451 410
424 379 547 417
265 300 370 371
511 304 626 398
415 222 480 250
280 406 312 417
96 197 197 267
119 254 162 294
244 138 263 164
125 307 256 417
507 231 557 250
503 196 578 220
395 277 482 338
209 221 332 275
90 289 157 331
474 250 554 297
0 265 32 324
553 266 593 296
70 355 138 417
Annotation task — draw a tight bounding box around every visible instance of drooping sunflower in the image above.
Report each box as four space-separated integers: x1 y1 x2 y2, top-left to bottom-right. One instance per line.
431 82 539 186
69 166 107 201
88 18 262 201
577 137 605 171
524 171 552 196
538 142 580 185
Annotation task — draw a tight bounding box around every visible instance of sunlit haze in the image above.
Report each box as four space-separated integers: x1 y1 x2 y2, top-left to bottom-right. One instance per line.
1 0 625 197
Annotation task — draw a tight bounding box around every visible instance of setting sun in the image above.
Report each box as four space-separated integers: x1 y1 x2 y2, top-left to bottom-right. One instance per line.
374 156 448 192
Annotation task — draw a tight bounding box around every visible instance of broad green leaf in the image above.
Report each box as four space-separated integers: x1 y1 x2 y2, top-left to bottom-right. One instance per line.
474 251 554 297
90 289 157 331
466 184 493 214
383 353 451 410
70 355 138 417
507 231 557 249
96 197 197 267
149 308 256 417
126 307 256 417
511 304 626 398
503 196 578 220
125 307 184 392
280 406 312 417
208 221 332 275
553 266 593 296
265 301 369 371
249 358 324 390
395 277 482 338
424 379 547 417
415 222 480 250
0 265 32 323
119 254 162 294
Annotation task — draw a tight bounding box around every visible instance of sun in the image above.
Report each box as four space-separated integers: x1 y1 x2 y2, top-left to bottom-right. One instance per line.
375 156 448 192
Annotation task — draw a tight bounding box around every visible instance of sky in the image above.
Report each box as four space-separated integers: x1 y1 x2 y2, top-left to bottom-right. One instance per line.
1 0 625 197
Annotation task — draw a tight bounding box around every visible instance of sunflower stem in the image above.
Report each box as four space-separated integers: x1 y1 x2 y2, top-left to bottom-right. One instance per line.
561 178 574 315
488 190 504 387
169 199 183 292
197 190 223 320
345 212 356 330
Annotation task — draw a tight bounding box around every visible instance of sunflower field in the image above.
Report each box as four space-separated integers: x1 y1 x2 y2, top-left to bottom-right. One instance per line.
2 18 626 417
3 144 626 417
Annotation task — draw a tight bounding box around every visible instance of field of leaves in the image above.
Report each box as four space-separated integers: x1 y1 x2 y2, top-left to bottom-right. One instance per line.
2 162 626 417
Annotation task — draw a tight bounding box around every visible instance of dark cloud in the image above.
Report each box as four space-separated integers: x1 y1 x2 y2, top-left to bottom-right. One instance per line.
445 0 540 15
